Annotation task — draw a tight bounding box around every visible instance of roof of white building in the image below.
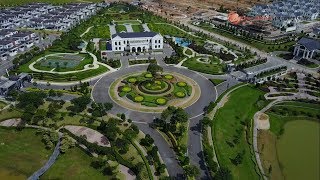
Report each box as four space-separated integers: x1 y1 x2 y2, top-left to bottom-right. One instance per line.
297 37 320 51
112 32 160 39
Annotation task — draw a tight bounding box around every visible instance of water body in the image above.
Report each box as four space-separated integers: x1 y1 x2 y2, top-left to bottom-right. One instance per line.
174 37 191 47
277 120 320 180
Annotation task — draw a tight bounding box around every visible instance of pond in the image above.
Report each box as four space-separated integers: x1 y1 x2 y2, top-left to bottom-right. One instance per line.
277 120 320 180
174 37 191 47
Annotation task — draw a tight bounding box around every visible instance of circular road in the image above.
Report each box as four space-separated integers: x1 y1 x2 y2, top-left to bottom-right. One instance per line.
91 65 217 123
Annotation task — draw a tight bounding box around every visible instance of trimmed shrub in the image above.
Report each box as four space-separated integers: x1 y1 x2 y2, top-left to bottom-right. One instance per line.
177 82 187 87
156 98 167 105
134 96 144 102
175 91 186 98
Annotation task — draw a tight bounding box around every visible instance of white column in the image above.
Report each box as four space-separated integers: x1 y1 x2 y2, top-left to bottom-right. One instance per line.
310 50 314 59
306 51 310 59
293 46 297 55
302 49 306 58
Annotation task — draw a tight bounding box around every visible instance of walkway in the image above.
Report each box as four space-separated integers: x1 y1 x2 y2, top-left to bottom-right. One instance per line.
109 24 117 35
142 23 150 32
124 24 133 32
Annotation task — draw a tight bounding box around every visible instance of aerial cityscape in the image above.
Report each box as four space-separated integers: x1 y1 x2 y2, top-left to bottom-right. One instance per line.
0 0 319 180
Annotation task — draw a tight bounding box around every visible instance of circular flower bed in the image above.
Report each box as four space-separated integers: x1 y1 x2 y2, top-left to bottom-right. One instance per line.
177 82 187 87
121 86 132 92
175 91 186 98
128 77 137 83
145 73 153 78
164 74 173 80
134 96 144 102
156 98 167 105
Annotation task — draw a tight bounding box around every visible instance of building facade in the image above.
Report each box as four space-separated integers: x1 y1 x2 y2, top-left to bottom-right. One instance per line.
111 32 163 52
293 37 320 59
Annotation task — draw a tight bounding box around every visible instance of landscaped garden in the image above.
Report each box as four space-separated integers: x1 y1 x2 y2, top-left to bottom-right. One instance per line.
182 56 225 75
116 72 192 107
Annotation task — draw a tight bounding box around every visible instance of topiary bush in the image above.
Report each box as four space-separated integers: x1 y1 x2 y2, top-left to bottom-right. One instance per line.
177 82 187 87
175 91 186 98
156 98 167 105
134 96 144 102
121 86 132 92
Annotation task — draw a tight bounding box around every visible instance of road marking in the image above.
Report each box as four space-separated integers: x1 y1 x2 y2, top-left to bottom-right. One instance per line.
189 113 204 120
132 121 148 124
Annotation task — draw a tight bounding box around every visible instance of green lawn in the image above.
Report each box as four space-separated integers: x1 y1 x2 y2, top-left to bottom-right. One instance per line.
116 25 127 33
0 128 52 179
182 57 225 75
42 147 109 180
184 49 193 56
0 109 23 121
83 25 111 40
212 86 265 179
30 65 108 82
131 24 143 32
0 101 7 109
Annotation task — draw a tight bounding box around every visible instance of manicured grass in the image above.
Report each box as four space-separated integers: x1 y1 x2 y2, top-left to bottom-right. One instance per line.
183 57 225 75
184 49 193 56
83 25 110 40
212 86 265 179
42 147 109 180
131 24 143 32
31 65 108 82
0 109 23 121
210 79 226 86
116 24 127 33
0 101 7 109
0 128 53 179
276 120 319 180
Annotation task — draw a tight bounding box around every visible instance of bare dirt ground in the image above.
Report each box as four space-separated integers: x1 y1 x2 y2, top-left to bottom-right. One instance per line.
258 130 284 180
0 118 22 127
64 125 111 147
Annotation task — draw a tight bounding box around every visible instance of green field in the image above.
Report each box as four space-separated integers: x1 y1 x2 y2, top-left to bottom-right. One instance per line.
182 57 225 75
131 24 143 32
0 101 7 109
0 109 23 121
0 128 52 179
83 25 111 40
277 120 319 180
42 147 108 180
116 25 127 33
210 79 226 86
212 86 265 179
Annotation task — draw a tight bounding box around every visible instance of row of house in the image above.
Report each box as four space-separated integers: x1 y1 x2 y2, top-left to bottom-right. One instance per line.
249 0 320 28
0 3 102 31
0 29 38 60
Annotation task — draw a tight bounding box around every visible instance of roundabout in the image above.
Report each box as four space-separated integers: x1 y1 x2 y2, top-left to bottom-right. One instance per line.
92 65 217 117
109 71 201 112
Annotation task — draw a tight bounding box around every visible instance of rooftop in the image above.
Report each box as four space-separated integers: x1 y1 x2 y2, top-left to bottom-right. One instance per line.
297 37 320 51
112 32 159 39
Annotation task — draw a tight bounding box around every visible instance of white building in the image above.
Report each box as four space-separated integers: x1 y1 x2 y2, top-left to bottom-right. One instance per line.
111 32 163 52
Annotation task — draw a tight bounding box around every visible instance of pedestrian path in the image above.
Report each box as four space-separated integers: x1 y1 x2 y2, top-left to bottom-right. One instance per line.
109 24 117 35
124 24 133 32
142 23 150 32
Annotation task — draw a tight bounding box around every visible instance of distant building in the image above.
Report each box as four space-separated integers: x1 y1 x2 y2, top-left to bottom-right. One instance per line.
111 32 163 52
293 37 320 59
249 0 320 28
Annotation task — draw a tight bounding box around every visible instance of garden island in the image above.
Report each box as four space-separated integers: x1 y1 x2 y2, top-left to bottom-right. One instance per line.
0 1 319 180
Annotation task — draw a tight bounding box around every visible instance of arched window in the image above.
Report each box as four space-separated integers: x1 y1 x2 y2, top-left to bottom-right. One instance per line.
115 42 117 45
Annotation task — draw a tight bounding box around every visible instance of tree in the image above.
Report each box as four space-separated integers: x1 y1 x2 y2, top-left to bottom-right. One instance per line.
184 165 200 178
214 167 232 180
104 102 113 111
68 95 91 113
147 63 163 76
